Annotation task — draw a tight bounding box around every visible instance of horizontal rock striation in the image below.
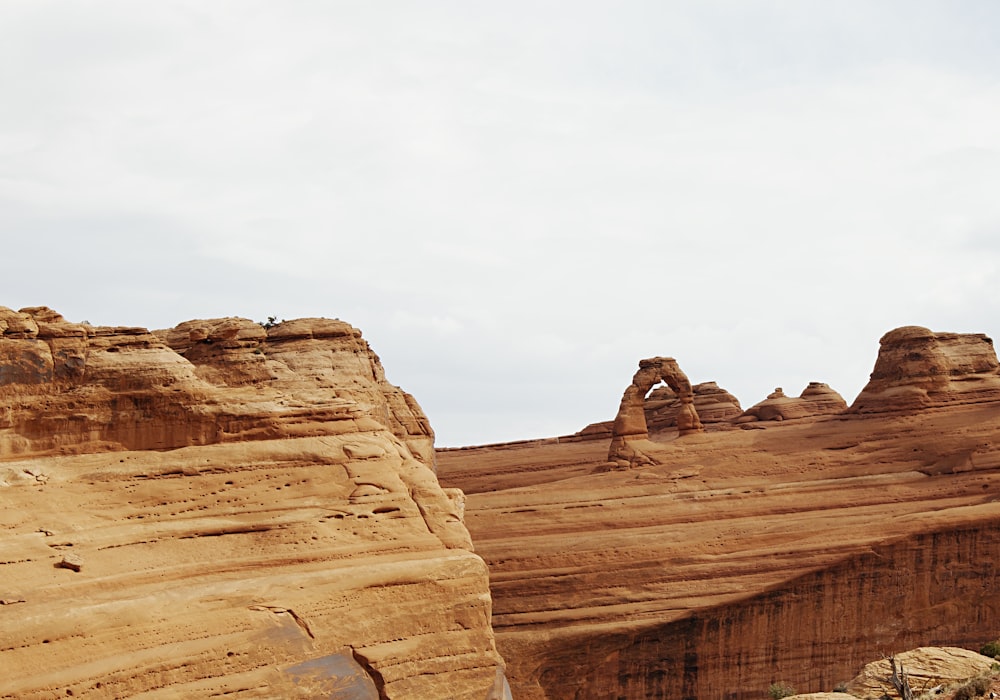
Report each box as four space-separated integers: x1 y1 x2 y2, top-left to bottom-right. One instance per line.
850 326 1000 413
0 308 435 465
0 306 505 699
438 326 1000 699
737 382 847 423
440 404 1000 699
540 522 1000 699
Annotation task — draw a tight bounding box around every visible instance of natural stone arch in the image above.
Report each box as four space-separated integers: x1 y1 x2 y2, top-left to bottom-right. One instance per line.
607 356 703 468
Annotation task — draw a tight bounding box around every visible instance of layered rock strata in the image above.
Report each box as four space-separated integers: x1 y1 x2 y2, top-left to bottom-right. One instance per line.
850 326 1000 413
440 404 1000 699
438 326 1000 699
646 381 742 431
0 306 505 699
737 382 847 423
607 356 704 468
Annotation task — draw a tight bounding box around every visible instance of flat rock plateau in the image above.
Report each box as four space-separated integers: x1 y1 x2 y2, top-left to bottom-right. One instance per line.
437 326 1000 699
0 306 507 699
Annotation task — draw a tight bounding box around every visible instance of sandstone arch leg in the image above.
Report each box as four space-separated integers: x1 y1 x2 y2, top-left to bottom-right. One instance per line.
607 356 703 468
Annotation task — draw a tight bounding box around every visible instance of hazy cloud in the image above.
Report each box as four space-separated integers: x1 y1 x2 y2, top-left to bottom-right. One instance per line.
3 2 999 444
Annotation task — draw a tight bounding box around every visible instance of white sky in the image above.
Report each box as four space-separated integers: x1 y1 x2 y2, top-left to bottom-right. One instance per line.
2 1 999 446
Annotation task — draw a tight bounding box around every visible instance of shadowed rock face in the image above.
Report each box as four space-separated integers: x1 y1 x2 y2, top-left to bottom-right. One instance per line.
0 306 504 699
607 356 704 468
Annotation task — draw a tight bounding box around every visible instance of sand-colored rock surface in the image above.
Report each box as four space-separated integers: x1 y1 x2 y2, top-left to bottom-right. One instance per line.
0 307 505 699
845 647 996 698
438 327 1000 699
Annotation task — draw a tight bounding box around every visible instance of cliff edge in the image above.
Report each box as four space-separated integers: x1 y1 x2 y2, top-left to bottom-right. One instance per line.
0 306 507 699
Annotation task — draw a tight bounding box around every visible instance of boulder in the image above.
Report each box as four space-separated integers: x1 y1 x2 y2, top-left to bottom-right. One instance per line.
845 647 996 699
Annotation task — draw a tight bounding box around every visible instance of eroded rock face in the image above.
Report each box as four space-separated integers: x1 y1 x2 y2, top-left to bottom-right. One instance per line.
737 382 847 423
440 410 1000 699
850 326 1000 413
438 326 1000 699
0 308 436 468
607 356 704 467
645 381 743 431
0 306 504 699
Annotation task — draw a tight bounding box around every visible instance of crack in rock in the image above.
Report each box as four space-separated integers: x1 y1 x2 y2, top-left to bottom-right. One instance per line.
248 605 315 639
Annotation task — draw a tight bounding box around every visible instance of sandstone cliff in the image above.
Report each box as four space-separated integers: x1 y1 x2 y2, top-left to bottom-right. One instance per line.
0 306 506 699
438 326 1000 699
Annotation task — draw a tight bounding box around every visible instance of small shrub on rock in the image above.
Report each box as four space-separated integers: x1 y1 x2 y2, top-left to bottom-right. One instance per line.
953 675 991 700
768 682 796 699
981 640 1000 659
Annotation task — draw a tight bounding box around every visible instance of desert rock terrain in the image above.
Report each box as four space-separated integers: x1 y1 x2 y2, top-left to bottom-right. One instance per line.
0 306 507 699
438 326 1000 699
5 306 1000 700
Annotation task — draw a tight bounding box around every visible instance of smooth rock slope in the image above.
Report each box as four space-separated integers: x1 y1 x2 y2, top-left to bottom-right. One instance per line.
0 306 507 699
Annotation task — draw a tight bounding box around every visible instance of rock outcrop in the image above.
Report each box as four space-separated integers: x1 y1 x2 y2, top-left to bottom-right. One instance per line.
576 381 740 441
0 308 436 467
438 327 1000 700
607 356 704 468
845 647 996 699
850 326 1000 413
0 306 505 699
737 382 847 423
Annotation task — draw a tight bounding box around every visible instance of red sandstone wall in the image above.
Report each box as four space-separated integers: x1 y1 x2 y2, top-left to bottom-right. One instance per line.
540 520 1000 699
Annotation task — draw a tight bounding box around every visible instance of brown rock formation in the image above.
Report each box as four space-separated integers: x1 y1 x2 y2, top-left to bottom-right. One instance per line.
438 327 1000 700
580 379 835 439
607 356 704 467
0 308 435 468
850 326 1000 413
0 307 504 699
737 382 847 423
646 380 743 431
573 380 740 441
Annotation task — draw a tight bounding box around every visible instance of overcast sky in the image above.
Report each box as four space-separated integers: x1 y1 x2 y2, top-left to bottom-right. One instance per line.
3 2 999 446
